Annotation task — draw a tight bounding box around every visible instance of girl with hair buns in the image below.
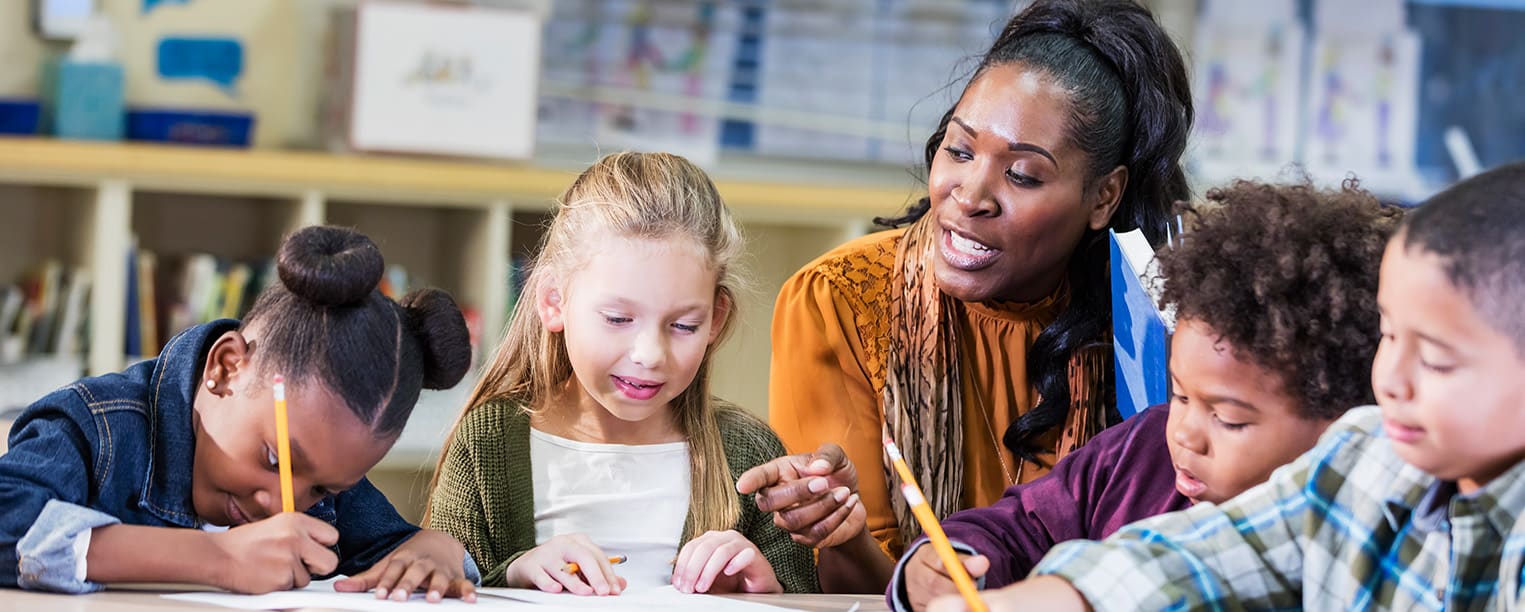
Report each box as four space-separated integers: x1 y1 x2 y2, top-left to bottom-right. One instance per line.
0 225 479 602
737 0 1194 592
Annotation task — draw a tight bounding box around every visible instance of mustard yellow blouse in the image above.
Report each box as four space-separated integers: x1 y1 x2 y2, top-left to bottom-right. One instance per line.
768 229 1073 559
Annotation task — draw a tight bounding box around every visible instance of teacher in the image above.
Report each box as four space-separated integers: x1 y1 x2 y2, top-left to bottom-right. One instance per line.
740 0 1194 593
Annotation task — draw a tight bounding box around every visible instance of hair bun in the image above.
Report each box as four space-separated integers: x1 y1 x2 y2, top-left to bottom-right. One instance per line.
276 226 385 307
399 288 471 390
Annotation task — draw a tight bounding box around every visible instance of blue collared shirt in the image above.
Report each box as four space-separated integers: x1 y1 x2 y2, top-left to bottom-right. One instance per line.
2 320 477 593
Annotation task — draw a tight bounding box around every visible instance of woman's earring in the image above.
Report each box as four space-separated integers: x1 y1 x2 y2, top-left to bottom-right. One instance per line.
205 379 216 390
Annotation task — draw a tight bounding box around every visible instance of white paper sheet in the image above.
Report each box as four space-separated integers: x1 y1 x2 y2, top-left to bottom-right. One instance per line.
163 577 506 611
164 578 807 612
478 585 804 612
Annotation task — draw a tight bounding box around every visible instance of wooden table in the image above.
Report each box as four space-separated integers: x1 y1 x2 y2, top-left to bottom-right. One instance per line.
0 586 889 612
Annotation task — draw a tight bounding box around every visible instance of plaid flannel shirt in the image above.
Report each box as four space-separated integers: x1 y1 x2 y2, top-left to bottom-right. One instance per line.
1034 406 1525 611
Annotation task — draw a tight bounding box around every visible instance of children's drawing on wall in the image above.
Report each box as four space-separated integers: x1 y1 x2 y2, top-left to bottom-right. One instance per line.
593 0 731 166
1312 46 1346 166
753 1 877 163
1196 58 1229 149
535 0 733 165
537 0 601 146
1304 31 1420 180
1188 18 1302 175
1256 31 1286 162
1375 39 1396 168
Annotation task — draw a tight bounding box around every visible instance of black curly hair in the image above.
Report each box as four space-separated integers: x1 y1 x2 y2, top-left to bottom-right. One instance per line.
1158 180 1401 420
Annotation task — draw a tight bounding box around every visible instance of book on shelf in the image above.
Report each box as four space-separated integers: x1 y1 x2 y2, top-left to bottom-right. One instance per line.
460 307 483 366
0 286 24 364
128 247 275 358
54 269 90 358
138 251 159 355
0 260 90 365
1109 228 1175 420
219 263 252 321
166 254 219 337
380 264 409 300
25 260 62 355
133 250 433 357
124 245 141 358
118 246 442 359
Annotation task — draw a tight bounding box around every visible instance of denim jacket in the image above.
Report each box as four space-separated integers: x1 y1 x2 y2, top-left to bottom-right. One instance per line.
1 320 477 593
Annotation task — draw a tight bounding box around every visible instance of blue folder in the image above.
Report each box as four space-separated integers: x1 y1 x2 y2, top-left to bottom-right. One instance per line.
1110 229 1172 419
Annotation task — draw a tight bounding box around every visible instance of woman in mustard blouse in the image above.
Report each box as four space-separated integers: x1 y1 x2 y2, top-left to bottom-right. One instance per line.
738 0 1195 593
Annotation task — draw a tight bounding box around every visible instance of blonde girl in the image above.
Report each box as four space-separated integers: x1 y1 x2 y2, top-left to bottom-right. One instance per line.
425 152 817 595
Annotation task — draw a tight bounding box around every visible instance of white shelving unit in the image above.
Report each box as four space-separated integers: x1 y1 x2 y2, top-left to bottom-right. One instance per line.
0 137 917 508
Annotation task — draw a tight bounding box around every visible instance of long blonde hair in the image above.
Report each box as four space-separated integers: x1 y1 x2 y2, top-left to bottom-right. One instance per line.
427 152 746 537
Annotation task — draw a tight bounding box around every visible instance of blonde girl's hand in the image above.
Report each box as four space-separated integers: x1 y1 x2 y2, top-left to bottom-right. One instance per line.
209 512 339 594
735 442 865 548
333 529 477 603
671 530 781 594
504 533 626 596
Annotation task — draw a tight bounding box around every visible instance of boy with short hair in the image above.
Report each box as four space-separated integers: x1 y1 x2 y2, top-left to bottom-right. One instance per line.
931 162 1525 611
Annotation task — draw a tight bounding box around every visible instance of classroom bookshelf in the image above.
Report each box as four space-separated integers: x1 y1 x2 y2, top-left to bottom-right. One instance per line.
0 136 918 519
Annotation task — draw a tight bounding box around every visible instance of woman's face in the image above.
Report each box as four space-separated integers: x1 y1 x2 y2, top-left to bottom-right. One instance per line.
928 63 1126 303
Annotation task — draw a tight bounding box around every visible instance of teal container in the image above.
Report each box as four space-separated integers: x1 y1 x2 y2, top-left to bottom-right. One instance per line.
55 61 125 140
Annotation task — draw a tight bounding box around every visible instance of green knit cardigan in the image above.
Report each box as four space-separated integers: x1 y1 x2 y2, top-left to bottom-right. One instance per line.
425 399 820 593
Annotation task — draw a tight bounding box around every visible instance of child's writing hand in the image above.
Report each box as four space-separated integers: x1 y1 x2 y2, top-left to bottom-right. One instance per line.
927 575 1087 612
736 442 864 548
904 545 990 612
333 529 477 603
505 533 626 596
209 512 339 594
671 529 781 594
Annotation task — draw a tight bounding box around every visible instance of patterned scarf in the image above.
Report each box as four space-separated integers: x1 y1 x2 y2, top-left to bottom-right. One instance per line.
881 215 1112 547
882 215 966 547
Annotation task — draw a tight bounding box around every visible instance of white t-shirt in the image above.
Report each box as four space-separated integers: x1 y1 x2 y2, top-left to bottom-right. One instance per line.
529 427 690 590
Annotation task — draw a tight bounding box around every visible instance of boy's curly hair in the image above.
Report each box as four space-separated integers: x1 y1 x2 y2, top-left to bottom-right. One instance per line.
1158 179 1402 420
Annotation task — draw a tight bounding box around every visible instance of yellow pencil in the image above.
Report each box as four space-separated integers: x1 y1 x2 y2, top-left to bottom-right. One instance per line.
563 555 627 575
884 438 920 496
273 374 294 514
886 439 987 612
901 484 987 612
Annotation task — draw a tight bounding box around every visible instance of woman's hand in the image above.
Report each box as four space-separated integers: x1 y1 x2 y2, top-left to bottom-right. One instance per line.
333 529 476 603
671 530 781 594
736 442 865 548
503 533 626 596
